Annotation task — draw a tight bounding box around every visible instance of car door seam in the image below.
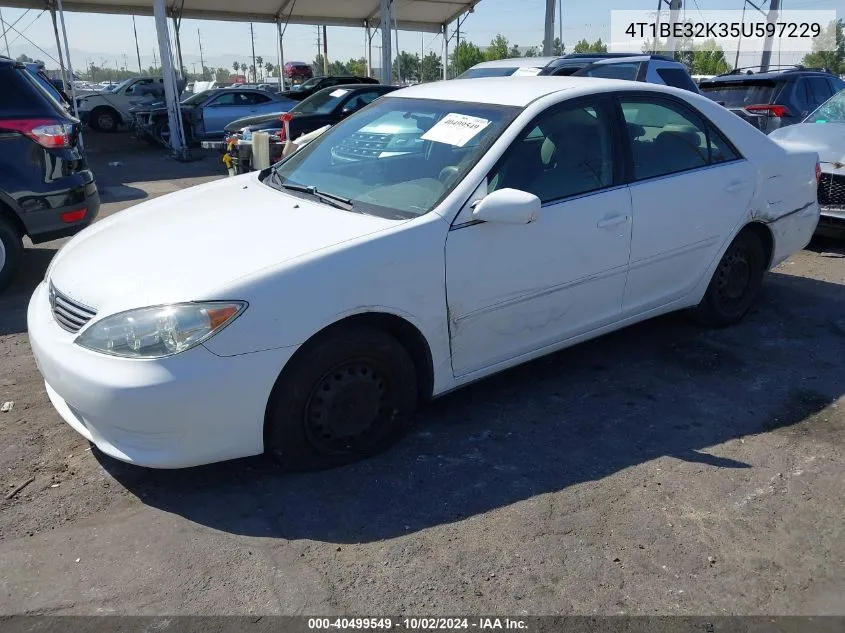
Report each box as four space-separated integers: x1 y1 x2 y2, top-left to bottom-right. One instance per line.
452 265 629 325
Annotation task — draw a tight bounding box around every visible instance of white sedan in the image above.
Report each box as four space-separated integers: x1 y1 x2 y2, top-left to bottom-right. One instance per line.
28 77 821 471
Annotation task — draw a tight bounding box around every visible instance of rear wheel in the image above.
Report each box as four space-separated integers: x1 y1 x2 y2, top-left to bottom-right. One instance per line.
89 107 119 132
265 327 418 472
0 216 23 293
690 230 765 328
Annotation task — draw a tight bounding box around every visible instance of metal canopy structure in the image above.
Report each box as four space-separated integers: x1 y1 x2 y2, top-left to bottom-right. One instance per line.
2 0 479 33
5 0 485 157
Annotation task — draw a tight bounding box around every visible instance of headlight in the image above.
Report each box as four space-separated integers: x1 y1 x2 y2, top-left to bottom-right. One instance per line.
75 302 246 359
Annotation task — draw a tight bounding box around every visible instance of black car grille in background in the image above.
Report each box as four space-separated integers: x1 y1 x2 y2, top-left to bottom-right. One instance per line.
49 283 97 333
333 132 391 160
818 172 845 208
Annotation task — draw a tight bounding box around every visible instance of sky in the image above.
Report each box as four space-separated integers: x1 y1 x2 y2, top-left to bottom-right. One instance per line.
0 0 840 75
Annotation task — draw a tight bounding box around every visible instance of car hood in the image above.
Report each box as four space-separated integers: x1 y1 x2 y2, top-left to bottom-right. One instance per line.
769 122 845 166
225 111 286 133
48 174 400 314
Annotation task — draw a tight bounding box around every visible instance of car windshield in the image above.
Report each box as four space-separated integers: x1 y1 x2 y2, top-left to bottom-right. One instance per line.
265 96 519 219
296 77 322 91
107 78 135 93
292 87 350 115
457 67 522 79
699 79 779 107
806 89 845 123
182 90 214 105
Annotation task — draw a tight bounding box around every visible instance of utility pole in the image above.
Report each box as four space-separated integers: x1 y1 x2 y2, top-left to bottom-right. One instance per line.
250 22 257 82
133 15 142 74
759 0 780 72
322 25 328 76
198 28 206 79
394 16 401 83
558 0 562 52
316 25 321 75
421 32 424 82
152 46 158 70
664 0 682 56
0 8 10 58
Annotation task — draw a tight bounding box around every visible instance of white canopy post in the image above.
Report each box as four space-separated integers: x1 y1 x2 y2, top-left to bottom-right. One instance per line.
55 0 82 150
364 21 371 77
543 0 555 55
442 24 448 80
379 0 392 84
49 7 69 91
153 0 188 159
276 19 284 89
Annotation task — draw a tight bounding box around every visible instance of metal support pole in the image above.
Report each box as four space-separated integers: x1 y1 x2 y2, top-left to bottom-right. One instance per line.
172 15 184 78
133 16 143 74
153 0 188 158
322 24 328 76
664 0 682 56
0 8 10 58
543 0 555 55
365 22 372 77
49 9 69 91
760 0 780 72
55 0 81 150
442 24 448 80
379 0 392 85
394 15 400 83
277 20 285 90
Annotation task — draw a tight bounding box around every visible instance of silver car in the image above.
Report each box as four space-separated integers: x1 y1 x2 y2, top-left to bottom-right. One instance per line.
770 88 845 237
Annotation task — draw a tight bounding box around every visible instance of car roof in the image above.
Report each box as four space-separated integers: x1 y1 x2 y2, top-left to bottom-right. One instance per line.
468 57 559 70
702 68 835 83
386 76 683 107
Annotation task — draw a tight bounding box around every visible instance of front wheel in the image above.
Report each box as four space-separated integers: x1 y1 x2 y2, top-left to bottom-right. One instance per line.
690 230 765 328
265 327 418 472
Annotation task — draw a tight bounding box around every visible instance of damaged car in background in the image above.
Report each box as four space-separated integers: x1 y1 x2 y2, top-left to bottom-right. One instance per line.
218 84 398 173
770 86 845 237
130 87 295 146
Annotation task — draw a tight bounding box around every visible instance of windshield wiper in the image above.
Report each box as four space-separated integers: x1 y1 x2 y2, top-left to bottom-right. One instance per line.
280 182 355 211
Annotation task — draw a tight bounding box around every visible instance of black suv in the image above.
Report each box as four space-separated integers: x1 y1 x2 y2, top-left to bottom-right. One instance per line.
279 75 379 102
0 57 99 291
699 66 845 133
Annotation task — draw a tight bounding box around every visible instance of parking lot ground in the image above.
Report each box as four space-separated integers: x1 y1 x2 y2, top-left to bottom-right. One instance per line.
1 134 844 615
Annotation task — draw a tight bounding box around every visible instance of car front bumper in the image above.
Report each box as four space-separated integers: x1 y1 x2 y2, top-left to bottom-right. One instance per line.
27 281 296 468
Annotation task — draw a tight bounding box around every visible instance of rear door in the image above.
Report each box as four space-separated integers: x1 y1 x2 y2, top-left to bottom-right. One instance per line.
618 93 755 316
202 91 270 135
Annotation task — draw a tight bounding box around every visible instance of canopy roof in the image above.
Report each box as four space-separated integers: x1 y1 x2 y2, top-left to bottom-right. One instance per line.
5 0 479 32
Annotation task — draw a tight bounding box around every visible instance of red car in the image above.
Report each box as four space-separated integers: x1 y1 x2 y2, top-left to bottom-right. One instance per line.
284 62 313 81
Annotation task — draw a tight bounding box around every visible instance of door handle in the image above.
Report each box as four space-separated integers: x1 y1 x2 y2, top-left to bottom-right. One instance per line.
597 215 629 229
725 180 746 193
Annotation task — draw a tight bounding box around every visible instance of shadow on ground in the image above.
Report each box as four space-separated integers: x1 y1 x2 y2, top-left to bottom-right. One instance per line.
84 130 224 204
99 269 845 543
0 248 57 336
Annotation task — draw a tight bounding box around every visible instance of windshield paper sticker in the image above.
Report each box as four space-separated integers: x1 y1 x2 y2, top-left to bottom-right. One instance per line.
421 113 491 147
511 66 543 76
329 89 350 97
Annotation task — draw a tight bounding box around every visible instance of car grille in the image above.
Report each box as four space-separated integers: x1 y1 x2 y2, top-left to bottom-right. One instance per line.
333 132 392 160
49 283 97 333
818 172 845 208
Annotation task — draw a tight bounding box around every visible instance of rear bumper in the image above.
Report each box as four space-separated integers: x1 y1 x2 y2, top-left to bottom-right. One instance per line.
24 184 100 244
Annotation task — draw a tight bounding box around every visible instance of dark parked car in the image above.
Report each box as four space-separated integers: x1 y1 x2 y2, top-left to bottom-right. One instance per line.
130 87 296 146
699 66 845 133
222 84 398 173
0 57 99 291
279 75 379 101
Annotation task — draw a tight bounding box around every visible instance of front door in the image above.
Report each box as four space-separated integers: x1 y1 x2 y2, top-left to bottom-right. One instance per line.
445 97 633 377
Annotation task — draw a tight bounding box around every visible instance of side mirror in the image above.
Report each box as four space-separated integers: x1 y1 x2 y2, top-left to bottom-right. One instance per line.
472 188 541 225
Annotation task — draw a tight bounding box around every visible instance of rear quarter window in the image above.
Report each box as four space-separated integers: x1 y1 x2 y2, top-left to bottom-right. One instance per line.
0 66 63 116
656 67 699 92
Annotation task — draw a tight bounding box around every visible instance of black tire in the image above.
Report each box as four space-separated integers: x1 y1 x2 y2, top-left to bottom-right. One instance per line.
0 216 24 293
265 326 418 472
690 230 765 328
89 107 119 132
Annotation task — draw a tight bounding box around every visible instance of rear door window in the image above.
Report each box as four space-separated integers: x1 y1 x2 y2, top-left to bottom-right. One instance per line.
656 67 699 92
699 80 779 107
806 77 833 109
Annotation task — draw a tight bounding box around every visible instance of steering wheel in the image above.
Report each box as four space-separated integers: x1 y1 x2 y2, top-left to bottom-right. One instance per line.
438 166 459 185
